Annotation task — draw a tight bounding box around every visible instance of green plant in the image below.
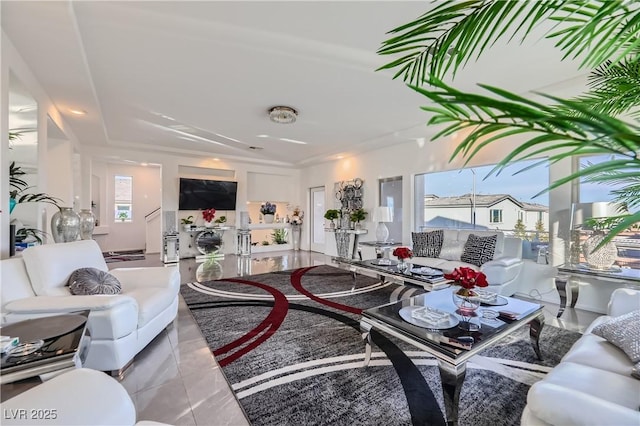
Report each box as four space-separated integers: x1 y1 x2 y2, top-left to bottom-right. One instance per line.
324 209 340 221
181 215 194 225
118 212 128 221
349 208 367 223
378 0 640 244
214 215 227 224
10 161 61 207
271 228 288 244
261 240 270 246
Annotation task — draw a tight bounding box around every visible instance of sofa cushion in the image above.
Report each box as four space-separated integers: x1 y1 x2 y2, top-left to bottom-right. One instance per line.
67 268 122 295
592 310 640 363
124 287 177 328
562 333 634 377
22 240 108 296
460 234 497 267
439 229 463 260
411 230 444 258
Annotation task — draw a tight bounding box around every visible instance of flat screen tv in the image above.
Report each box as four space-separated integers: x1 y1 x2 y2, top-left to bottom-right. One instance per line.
179 178 238 211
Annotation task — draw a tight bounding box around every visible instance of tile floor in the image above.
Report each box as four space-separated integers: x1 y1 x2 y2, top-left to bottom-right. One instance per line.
110 251 600 425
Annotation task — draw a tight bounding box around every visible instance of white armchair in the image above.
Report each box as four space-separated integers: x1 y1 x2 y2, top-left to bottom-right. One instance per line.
1 240 180 374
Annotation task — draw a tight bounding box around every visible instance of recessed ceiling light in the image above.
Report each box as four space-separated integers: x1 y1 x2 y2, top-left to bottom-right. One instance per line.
213 158 220 161
69 109 86 115
140 162 148 166
279 137 307 145
256 134 269 138
336 155 344 159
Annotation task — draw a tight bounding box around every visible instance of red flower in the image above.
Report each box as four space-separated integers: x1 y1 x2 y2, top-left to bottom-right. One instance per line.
392 247 413 260
202 208 216 222
444 267 488 290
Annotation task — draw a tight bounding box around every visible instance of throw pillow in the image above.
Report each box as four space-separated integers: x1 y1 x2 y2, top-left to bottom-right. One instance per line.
412 230 444 258
67 267 122 295
460 234 497 267
592 310 640 364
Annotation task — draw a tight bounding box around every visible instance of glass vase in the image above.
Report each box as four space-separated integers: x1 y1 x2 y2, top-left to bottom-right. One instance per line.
78 209 96 240
51 207 81 243
397 259 409 274
452 289 481 331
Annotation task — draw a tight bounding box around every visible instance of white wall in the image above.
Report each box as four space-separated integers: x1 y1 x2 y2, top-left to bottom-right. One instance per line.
91 162 161 252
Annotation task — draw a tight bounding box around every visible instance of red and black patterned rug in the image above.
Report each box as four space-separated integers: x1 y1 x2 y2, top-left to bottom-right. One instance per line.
181 265 580 426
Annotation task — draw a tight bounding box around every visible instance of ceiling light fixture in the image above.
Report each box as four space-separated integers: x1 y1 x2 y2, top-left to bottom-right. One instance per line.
256 134 269 138
69 109 87 116
268 106 298 124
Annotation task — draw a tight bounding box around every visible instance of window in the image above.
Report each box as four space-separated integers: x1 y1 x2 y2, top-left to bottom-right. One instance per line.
114 175 132 222
379 177 403 243
490 209 503 223
579 154 639 269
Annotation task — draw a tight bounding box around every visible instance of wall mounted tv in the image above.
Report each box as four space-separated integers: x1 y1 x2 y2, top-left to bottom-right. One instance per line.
179 178 238 211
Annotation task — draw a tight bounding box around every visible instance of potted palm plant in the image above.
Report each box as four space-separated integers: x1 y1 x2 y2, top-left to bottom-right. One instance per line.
324 209 340 229
378 0 639 245
349 208 368 230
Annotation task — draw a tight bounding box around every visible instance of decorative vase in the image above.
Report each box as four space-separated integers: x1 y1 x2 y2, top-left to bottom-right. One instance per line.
582 233 618 270
78 209 96 240
397 259 409 274
51 207 81 243
264 214 275 224
329 221 335 229
452 289 481 331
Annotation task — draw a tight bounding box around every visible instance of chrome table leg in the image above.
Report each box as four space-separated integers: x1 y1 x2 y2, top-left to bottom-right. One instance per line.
437 360 466 426
529 313 545 360
360 321 373 367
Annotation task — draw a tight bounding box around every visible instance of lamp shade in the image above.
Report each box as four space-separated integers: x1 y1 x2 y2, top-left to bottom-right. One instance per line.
372 206 393 223
570 202 619 229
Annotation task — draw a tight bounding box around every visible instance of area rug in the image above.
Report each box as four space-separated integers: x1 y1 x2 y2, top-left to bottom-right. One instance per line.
181 265 582 426
102 249 145 263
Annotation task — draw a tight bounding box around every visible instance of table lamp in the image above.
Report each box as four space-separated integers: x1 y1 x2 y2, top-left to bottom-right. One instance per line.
372 206 393 243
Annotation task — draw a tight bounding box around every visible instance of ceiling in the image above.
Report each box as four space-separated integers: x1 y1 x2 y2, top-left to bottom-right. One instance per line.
2 1 588 168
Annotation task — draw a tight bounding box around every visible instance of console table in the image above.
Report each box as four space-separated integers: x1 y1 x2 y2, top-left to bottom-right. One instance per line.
327 228 367 259
555 264 640 317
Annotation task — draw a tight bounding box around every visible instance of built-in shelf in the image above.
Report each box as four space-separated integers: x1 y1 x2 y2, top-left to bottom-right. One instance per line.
248 223 291 230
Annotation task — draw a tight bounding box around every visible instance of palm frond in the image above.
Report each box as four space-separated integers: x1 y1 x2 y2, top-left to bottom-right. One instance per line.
379 0 639 84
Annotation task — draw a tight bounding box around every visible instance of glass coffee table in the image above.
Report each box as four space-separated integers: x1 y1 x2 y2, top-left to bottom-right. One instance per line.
1 311 91 387
334 258 454 291
361 289 544 426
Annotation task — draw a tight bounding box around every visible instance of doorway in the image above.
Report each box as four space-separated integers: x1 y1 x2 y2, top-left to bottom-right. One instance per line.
309 186 325 253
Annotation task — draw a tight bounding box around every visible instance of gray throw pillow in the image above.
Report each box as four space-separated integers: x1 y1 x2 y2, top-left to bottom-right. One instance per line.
412 230 444 258
592 310 640 364
67 267 122 295
460 234 497 267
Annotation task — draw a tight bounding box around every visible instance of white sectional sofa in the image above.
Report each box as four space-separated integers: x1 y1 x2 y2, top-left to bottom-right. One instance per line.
0 240 180 374
0 368 169 425
521 288 640 425
408 229 524 295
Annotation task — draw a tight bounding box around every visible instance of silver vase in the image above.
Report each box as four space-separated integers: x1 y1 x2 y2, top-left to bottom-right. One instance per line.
51 207 81 243
78 209 96 240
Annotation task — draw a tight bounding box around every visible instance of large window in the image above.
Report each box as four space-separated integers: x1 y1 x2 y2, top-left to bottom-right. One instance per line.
579 154 639 269
114 175 133 222
414 159 550 260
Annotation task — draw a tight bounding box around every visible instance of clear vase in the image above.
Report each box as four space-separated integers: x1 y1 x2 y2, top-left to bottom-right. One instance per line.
51 207 81 243
452 289 481 331
78 209 96 240
397 259 409 274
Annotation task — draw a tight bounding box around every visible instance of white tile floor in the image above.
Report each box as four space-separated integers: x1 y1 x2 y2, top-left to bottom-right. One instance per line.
110 251 600 425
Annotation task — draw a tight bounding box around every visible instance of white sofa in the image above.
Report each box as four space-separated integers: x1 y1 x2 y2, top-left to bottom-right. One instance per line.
0 368 168 425
0 240 180 374
521 288 640 425
409 229 524 295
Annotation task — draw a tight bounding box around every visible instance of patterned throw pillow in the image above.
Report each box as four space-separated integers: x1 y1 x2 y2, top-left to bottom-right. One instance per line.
460 234 497 267
592 310 640 364
412 230 444 258
67 267 122 295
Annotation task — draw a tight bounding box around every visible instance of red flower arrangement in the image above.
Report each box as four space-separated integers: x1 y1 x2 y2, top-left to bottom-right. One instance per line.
202 208 216 222
444 267 488 296
392 246 413 260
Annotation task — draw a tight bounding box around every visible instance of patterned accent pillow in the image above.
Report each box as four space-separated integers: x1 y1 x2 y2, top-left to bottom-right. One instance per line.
460 234 497 267
412 230 444 258
592 310 640 364
67 267 122 295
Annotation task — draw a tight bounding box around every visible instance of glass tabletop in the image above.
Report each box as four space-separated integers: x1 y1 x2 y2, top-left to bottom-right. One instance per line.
362 289 542 360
